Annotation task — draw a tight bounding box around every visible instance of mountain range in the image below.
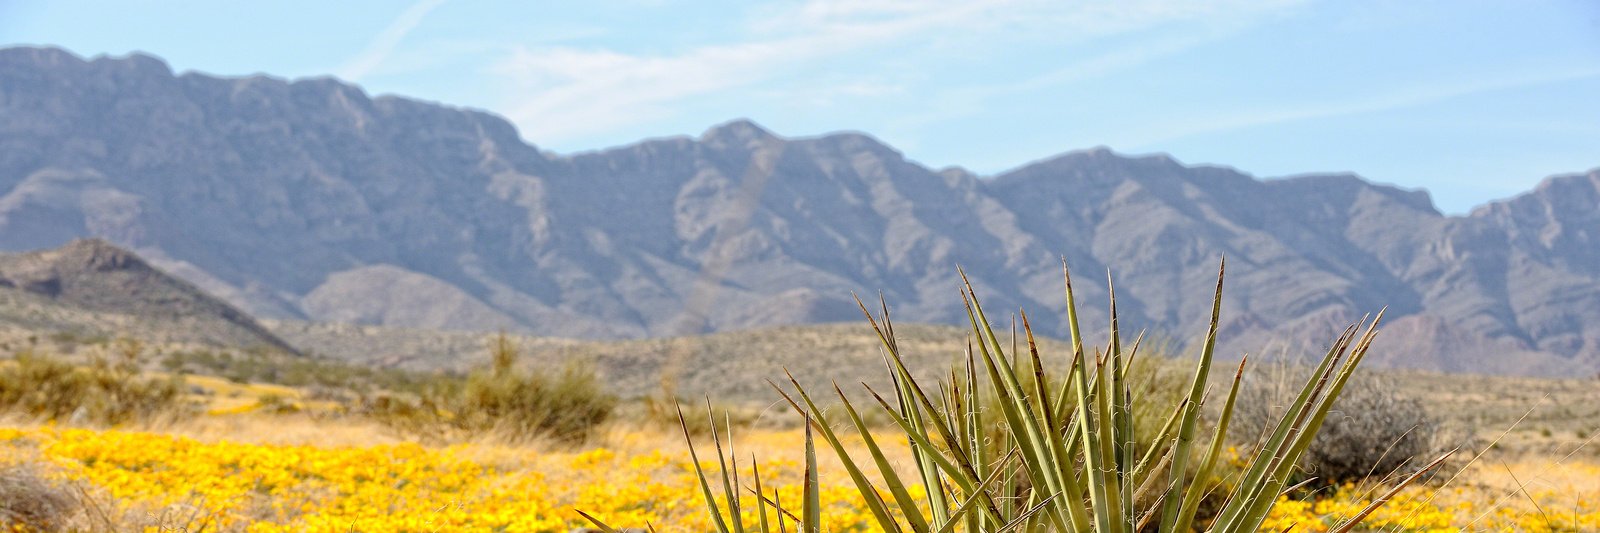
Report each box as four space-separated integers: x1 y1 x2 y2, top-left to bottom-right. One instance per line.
2 46 1597 376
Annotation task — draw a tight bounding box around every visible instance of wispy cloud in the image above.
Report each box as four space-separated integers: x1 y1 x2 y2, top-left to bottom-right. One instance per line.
492 0 1306 145
888 26 1245 135
336 0 448 82
1120 66 1600 148
492 0 991 142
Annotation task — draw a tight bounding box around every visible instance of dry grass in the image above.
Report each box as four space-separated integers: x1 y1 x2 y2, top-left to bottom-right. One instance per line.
1382 369 1600 457
0 460 76 531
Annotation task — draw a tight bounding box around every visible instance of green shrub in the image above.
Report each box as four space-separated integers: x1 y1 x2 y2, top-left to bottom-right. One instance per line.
367 333 616 445
0 340 193 425
582 262 1448 532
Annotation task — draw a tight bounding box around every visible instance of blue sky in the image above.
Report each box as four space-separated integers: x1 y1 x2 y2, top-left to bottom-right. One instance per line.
3 0 1598 213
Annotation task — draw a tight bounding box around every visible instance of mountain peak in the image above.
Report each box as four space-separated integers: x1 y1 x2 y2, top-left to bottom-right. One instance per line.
1045 146 1178 168
1534 168 1600 195
0 46 84 67
54 238 143 272
0 238 148 280
1471 168 1600 222
701 119 778 144
98 51 172 76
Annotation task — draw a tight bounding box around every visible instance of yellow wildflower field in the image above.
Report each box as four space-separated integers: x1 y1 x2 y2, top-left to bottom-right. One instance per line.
1 421 1597 532
0 423 882 532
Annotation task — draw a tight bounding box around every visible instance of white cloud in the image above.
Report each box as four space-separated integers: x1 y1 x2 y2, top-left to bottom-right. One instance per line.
336 0 449 82
492 0 1307 144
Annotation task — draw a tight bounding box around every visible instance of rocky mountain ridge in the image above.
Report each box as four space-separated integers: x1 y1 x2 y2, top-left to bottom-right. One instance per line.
0 238 297 352
2 46 1597 375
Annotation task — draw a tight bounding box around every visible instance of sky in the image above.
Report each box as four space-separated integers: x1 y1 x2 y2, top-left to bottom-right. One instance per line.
3 0 1598 214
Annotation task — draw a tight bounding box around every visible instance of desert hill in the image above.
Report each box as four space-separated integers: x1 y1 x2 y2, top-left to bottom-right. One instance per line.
0 238 297 353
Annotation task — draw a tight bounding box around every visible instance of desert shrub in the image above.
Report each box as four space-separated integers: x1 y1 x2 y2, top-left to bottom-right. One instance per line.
457 342 616 443
0 340 193 425
0 462 77 531
252 393 301 415
367 333 616 445
1234 365 1438 487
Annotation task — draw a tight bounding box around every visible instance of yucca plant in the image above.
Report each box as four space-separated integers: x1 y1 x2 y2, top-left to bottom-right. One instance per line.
580 260 1450 532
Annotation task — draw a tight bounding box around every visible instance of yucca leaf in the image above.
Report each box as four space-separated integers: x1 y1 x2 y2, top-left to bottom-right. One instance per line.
1216 315 1385 532
998 492 1062 531
1120 330 1146 382
775 484 789 533
960 344 988 532
1132 398 1186 485
834 382 931 533
883 349 952 525
677 404 732 533
893 367 954 525
1174 357 1247 533
1093 349 1127 533
1237 314 1385 532
768 374 904 532
1071 331 1111 533
1132 439 1178 513
1211 324 1360 530
750 485 804 527
962 274 1080 524
1329 449 1454 533
1052 258 1087 423
861 297 1006 524
1158 258 1225 532
707 401 745 533
802 414 821 533
752 456 771 533
1108 272 1137 529
960 282 1074 531
575 509 623 533
1210 328 1352 532
861 294 981 496
862 383 1003 523
1024 312 1094 532
934 450 1017 533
